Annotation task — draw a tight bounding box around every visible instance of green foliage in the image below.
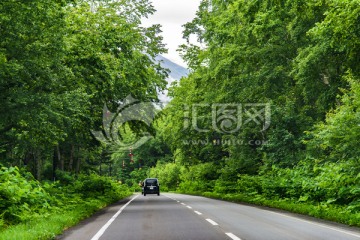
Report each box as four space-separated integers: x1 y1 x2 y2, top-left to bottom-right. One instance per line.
75 174 118 199
306 73 360 161
0 166 131 233
148 162 182 191
146 0 360 227
0 191 132 240
172 159 360 226
0 0 73 161
1 0 360 234
215 160 359 208
177 162 219 193
126 1 360 227
0 167 51 224
0 0 167 179
165 0 360 173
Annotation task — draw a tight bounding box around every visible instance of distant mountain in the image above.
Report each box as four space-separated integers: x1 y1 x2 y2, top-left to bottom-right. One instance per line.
156 55 189 80
155 55 189 103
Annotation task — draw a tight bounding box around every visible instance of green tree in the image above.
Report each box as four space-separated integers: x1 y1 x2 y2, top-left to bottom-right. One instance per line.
0 0 75 178
0 0 168 180
306 73 360 161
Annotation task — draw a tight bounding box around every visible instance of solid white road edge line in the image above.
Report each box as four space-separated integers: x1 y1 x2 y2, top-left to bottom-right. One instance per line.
206 218 219 226
268 211 360 238
194 211 202 215
91 195 139 240
226 232 242 240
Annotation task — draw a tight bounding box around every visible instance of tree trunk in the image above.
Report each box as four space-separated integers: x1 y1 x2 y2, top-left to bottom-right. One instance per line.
57 145 63 171
68 144 74 171
75 147 81 174
23 152 31 167
52 147 57 181
35 151 41 181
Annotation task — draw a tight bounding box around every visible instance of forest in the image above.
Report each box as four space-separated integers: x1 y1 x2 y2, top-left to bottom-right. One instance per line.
0 0 360 238
137 0 360 226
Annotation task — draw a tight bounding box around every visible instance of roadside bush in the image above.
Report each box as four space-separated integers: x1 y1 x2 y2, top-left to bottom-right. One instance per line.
178 163 218 193
0 167 131 229
149 162 182 191
0 167 52 224
214 179 238 193
69 174 129 203
77 174 112 198
236 175 262 196
232 160 360 209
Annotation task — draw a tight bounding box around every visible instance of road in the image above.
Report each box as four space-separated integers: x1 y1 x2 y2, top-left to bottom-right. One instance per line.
57 193 360 240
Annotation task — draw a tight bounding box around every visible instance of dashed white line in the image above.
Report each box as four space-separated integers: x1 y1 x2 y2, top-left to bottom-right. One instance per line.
91 195 138 240
226 232 242 240
206 218 219 226
165 195 243 240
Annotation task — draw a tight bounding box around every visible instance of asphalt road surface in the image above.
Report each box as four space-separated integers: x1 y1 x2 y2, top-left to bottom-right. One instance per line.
57 193 360 240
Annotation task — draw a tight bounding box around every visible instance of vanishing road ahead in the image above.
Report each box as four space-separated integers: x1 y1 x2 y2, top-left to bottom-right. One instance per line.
57 193 360 240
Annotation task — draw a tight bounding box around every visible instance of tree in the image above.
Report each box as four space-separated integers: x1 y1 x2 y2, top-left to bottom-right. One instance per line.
163 0 360 180
0 0 168 179
306 73 360 162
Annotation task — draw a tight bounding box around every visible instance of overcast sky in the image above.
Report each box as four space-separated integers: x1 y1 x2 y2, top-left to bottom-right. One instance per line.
142 0 201 67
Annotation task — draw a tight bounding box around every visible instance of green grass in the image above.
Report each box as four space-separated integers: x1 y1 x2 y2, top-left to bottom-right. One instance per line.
178 191 360 228
0 195 133 240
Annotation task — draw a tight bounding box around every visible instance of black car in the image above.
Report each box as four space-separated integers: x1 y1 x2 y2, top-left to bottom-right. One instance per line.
142 178 160 196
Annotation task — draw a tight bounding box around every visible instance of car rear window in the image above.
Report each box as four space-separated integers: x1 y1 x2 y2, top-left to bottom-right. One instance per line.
145 179 158 185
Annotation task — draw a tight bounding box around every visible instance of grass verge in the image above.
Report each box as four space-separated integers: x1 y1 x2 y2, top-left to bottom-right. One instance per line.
0 194 133 240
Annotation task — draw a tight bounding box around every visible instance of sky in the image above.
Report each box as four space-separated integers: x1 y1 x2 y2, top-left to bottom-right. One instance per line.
141 0 201 67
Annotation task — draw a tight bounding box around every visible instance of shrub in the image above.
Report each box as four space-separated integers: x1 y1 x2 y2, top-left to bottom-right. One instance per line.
0 167 52 224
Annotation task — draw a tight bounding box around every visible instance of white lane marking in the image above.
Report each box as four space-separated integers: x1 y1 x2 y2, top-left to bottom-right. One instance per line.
181 202 186 205
206 218 219 226
91 195 139 240
226 232 242 240
187 206 192 209
177 201 180 203
268 211 360 238
194 211 202 215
